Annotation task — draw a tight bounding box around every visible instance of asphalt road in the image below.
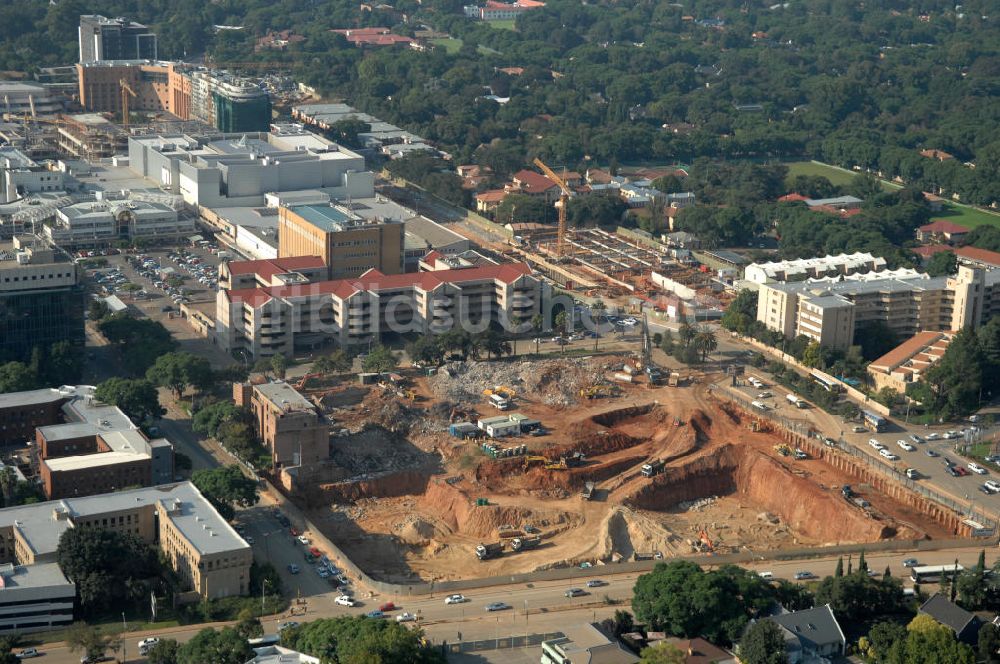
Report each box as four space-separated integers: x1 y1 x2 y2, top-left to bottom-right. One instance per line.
27 544 994 663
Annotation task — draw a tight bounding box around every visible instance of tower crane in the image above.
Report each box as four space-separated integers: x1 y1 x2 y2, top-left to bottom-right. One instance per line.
119 79 137 129
531 157 572 257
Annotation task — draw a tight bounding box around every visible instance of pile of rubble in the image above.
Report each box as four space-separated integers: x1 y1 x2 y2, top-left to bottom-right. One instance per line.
430 356 626 406
678 496 718 512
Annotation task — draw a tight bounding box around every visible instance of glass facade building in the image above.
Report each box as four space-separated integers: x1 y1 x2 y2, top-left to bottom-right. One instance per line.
0 287 85 364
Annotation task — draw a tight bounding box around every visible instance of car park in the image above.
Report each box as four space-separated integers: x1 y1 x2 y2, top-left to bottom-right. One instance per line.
969 462 988 475
445 594 468 604
485 602 510 612
335 595 356 607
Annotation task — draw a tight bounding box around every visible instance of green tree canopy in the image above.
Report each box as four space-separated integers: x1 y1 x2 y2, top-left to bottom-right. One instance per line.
94 377 163 423
191 465 259 521
925 250 958 277
97 315 178 374
56 528 161 615
739 620 787 664
281 616 444 663
362 345 399 373
177 628 252 664
146 352 214 400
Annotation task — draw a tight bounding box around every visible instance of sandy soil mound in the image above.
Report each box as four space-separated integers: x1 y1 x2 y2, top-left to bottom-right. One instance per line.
602 507 682 561
397 518 440 545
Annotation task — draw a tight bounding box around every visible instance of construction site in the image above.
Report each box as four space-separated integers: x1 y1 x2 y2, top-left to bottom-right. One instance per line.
281 351 964 585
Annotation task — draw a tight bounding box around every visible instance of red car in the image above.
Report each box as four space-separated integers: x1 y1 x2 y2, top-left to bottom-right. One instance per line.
379 602 396 612
289 527 299 537
954 466 970 476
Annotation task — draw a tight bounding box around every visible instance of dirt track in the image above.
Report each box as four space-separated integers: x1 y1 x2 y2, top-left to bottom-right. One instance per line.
298 360 955 583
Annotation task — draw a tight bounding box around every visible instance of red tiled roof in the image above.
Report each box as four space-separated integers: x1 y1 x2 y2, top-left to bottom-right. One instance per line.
476 189 507 203
510 170 558 193
227 256 326 279
919 220 970 234
955 246 1000 267
871 331 952 373
421 250 444 263
812 205 862 217
226 287 273 308
912 244 951 258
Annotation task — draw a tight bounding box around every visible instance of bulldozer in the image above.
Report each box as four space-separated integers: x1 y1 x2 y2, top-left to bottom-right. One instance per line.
698 529 715 553
773 443 792 457
580 384 620 399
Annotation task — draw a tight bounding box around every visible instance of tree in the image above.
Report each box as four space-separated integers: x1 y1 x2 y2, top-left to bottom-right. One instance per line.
886 613 975 664
45 340 83 384
721 289 759 335
875 386 901 409
88 299 111 322
693 327 718 363
270 353 288 380
0 362 36 393
146 638 179 664
926 250 959 277
678 322 696 348
191 465 259 521
407 336 445 367
814 570 904 622
97 315 178 374
94 378 163 423
865 621 908 662
281 616 444 663
235 610 263 640
660 330 676 354
740 620 787 664
65 622 115 661
555 311 569 336
313 349 352 374
146 352 214 400
801 341 823 368
192 401 248 439
177 628 253 664
979 623 1000 664
57 528 160 615
531 313 545 354
362 345 399 373
834 557 844 578
639 642 685 664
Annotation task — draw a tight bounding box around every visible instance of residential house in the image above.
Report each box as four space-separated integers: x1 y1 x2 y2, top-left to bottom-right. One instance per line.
916 220 970 244
506 169 560 200
760 604 846 663
919 593 983 646
475 189 507 214
656 637 736 664
541 624 639 664
920 149 955 162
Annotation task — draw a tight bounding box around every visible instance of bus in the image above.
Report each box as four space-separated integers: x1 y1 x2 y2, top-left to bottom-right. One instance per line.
910 564 964 584
862 410 887 433
812 372 843 393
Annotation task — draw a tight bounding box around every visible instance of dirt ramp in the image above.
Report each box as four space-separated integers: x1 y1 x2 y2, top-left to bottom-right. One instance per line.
319 470 431 503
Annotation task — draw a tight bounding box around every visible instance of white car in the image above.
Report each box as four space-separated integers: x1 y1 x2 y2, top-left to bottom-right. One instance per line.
879 449 899 461
335 595 356 607
16 648 40 659
969 462 988 475
297 535 310 546
926 432 942 441
444 594 468 605
897 440 915 452
757 392 772 399
869 439 885 451
396 612 417 622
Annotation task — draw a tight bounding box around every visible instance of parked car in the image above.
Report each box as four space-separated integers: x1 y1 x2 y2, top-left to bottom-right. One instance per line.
366 610 385 619
296 535 310 546
278 621 300 632
969 462 988 475
335 595 356 607
445 594 468 604
955 466 970 476
909 434 924 443
287 564 300 574
379 602 397 612
905 468 920 480
926 433 942 441
852 425 867 433
984 481 1000 494
925 449 939 457
897 440 915 452
15 648 39 659
396 612 417 623
946 466 961 477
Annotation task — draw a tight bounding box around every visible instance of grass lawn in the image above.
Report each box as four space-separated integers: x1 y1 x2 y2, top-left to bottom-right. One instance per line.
431 37 463 53
488 19 517 30
784 160 887 189
932 200 1000 229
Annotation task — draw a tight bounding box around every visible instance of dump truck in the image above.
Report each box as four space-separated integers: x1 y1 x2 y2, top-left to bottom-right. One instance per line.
641 460 665 478
475 542 503 560
581 481 595 500
510 536 542 552
668 372 681 387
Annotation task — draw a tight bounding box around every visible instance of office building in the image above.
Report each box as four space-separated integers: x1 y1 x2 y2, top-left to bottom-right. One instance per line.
128 127 371 208
744 252 887 285
0 563 75 635
0 82 65 117
233 381 329 469
0 235 83 365
216 258 547 358
78 15 158 63
0 388 67 447
0 147 65 205
48 198 192 248
278 204 404 279
0 482 251 601
541 623 638 664
757 265 998 350
868 331 954 395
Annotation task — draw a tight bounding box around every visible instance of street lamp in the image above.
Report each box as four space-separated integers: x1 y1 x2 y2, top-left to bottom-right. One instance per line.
121 612 127 664
261 578 269 616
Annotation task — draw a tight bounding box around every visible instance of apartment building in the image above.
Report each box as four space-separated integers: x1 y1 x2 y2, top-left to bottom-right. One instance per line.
0 482 251 603
78 15 157 63
218 255 328 291
216 259 546 358
278 204 404 279
0 235 84 365
869 331 954 394
744 252 887 285
233 381 329 468
757 265 995 350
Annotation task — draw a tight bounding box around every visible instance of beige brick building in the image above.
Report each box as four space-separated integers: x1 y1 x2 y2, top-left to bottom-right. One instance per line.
233 381 329 469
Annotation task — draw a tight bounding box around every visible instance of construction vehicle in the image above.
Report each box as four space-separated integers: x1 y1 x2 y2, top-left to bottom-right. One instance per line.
523 455 549 470
565 452 586 467
793 448 808 460
774 444 792 457
698 530 715 553
403 389 418 402
641 460 665 478
581 481 595 500
510 536 542 552
639 313 664 385
497 527 522 539
668 372 681 387
532 157 572 256
580 383 620 399
475 542 504 560
295 372 323 390
545 458 568 471
119 79 137 129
